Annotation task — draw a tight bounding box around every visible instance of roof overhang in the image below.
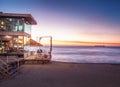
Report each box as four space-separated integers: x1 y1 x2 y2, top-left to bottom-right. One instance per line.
0 12 37 25
0 31 31 37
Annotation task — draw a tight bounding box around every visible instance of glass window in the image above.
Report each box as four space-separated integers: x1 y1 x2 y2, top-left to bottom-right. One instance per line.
0 18 23 32
24 22 31 34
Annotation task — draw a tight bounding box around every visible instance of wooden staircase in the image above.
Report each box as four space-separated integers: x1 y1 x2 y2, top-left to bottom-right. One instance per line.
0 58 20 79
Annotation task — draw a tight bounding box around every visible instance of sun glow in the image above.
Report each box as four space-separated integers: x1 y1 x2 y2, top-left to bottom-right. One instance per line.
31 22 120 46
30 9 120 47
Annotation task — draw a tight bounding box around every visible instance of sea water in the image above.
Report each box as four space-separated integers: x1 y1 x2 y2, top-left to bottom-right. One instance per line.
52 46 120 63
30 46 120 64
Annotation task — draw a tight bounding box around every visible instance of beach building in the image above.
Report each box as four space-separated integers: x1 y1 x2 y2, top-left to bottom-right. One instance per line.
0 12 37 57
0 12 52 79
0 12 52 80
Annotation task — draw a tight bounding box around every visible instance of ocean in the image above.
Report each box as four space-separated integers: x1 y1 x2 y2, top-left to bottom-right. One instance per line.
30 46 120 64
51 46 120 64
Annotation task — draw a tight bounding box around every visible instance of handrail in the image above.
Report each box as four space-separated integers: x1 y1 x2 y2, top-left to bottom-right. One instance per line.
0 56 20 77
0 57 9 76
0 65 8 73
6 56 20 70
39 36 52 52
0 57 8 66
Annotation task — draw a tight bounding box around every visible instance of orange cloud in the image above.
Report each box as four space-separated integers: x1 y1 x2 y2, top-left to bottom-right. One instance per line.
53 40 120 46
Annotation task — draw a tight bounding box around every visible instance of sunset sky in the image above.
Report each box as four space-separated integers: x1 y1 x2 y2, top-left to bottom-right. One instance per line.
0 0 120 46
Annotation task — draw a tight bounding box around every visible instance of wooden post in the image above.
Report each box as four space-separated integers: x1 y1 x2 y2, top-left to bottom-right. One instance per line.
50 36 52 52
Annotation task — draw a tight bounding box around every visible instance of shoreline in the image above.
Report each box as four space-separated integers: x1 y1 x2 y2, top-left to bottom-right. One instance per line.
52 61 120 65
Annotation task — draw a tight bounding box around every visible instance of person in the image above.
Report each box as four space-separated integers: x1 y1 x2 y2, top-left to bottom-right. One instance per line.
37 49 42 53
39 49 42 53
37 49 42 56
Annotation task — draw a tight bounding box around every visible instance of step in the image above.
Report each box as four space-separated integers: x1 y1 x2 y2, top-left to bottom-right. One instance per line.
9 68 18 77
0 65 19 79
0 68 9 79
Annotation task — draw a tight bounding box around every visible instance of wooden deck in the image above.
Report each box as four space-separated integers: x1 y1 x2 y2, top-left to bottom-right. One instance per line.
24 54 51 64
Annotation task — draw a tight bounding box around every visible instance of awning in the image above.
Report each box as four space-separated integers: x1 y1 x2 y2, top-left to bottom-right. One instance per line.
25 39 42 46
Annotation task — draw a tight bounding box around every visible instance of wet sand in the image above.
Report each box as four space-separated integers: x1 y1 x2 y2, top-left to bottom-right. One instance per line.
0 61 120 87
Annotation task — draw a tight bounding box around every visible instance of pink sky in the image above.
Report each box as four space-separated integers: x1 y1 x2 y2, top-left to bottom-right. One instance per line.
31 11 120 45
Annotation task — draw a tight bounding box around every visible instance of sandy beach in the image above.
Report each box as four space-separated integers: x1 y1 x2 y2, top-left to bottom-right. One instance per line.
0 61 120 87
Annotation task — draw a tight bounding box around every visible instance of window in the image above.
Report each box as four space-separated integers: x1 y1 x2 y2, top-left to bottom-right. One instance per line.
0 18 23 31
24 21 31 34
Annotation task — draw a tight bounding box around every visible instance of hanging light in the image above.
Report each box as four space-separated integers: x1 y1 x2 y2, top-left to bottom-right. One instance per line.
1 21 4 25
9 18 12 21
